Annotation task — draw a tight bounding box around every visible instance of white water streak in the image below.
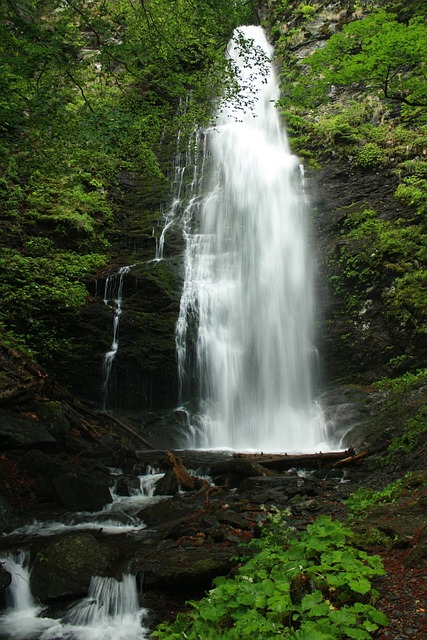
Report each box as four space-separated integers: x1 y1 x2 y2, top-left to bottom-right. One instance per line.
102 265 133 410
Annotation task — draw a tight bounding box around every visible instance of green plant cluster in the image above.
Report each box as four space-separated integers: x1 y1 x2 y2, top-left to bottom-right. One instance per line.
282 10 427 111
372 368 427 465
328 205 427 337
0 246 107 359
345 478 406 516
382 406 427 465
153 512 388 640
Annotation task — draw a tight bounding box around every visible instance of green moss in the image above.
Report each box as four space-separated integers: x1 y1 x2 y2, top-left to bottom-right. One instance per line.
355 143 384 169
380 404 427 465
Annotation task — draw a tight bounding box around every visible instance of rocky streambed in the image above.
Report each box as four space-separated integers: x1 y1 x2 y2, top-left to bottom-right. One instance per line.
1 440 426 638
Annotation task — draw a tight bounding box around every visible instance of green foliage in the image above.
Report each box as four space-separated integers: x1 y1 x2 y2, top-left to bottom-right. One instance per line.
366 370 427 465
381 406 427 464
372 368 427 393
355 143 383 169
328 207 427 336
295 4 319 22
153 512 388 640
0 0 255 365
345 478 406 516
395 175 427 218
0 247 107 360
305 10 427 109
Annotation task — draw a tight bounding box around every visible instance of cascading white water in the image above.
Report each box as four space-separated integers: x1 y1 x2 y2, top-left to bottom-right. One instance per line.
176 26 327 452
1 552 39 613
102 265 133 410
53 574 148 640
0 552 51 639
0 554 149 640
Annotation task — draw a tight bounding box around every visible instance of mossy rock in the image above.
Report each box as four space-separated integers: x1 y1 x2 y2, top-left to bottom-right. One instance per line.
30 533 122 601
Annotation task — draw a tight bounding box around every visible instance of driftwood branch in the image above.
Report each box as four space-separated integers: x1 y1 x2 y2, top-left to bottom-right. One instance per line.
332 450 369 467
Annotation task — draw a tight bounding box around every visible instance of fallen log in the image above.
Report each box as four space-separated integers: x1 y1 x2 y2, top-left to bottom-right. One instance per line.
332 450 369 468
165 452 225 506
232 448 356 471
97 411 155 449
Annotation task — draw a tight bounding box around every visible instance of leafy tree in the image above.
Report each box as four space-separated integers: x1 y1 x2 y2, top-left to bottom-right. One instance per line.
305 10 427 108
0 0 255 363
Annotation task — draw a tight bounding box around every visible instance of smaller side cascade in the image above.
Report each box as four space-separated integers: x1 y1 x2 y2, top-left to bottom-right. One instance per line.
102 265 133 411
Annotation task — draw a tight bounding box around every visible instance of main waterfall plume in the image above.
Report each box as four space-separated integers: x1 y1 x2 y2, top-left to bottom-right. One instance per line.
176 26 327 452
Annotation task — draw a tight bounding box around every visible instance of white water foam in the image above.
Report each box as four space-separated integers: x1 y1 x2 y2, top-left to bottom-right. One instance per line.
0 556 149 640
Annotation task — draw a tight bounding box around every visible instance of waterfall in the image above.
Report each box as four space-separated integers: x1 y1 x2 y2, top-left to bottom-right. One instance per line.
0 552 49 639
0 554 149 640
102 265 132 410
176 26 327 452
153 126 206 263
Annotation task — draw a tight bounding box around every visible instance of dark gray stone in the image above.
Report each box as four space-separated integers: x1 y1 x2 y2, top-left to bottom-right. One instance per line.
0 410 56 450
30 533 118 600
52 472 112 511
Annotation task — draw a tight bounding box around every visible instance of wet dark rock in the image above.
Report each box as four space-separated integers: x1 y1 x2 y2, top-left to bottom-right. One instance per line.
132 541 235 590
0 496 22 534
52 471 112 512
0 410 56 450
30 533 120 600
215 509 252 530
210 458 279 487
238 475 314 498
19 450 67 481
114 475 142 497
153 470 179 496
0 563 11 590
138 495 198 527
34 401 71 438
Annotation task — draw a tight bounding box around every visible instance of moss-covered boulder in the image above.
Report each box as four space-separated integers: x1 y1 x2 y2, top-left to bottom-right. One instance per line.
30 533 121 601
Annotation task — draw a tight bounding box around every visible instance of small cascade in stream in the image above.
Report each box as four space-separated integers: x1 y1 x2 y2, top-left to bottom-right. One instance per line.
56 574 149 640
0 551 50 639
176 26 328 452
1 552 41 613
102 265 133 410
0 554 149 640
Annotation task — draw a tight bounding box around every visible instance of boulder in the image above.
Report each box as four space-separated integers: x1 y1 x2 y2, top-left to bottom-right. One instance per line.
0 410 56 450
0 562 12 590
153 470 179 496
131 540 235 590
52 471 112 512
30 533 119 601
238 475 318 504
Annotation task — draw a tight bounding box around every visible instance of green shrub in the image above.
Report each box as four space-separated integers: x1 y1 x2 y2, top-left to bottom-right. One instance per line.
153 512 388 640
355 143 383 169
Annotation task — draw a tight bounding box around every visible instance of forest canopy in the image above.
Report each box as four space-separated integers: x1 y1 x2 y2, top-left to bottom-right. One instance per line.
0 0 254 361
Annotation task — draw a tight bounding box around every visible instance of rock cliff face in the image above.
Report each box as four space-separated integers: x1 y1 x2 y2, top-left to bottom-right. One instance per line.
49 169 185 413
308 159 425 383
